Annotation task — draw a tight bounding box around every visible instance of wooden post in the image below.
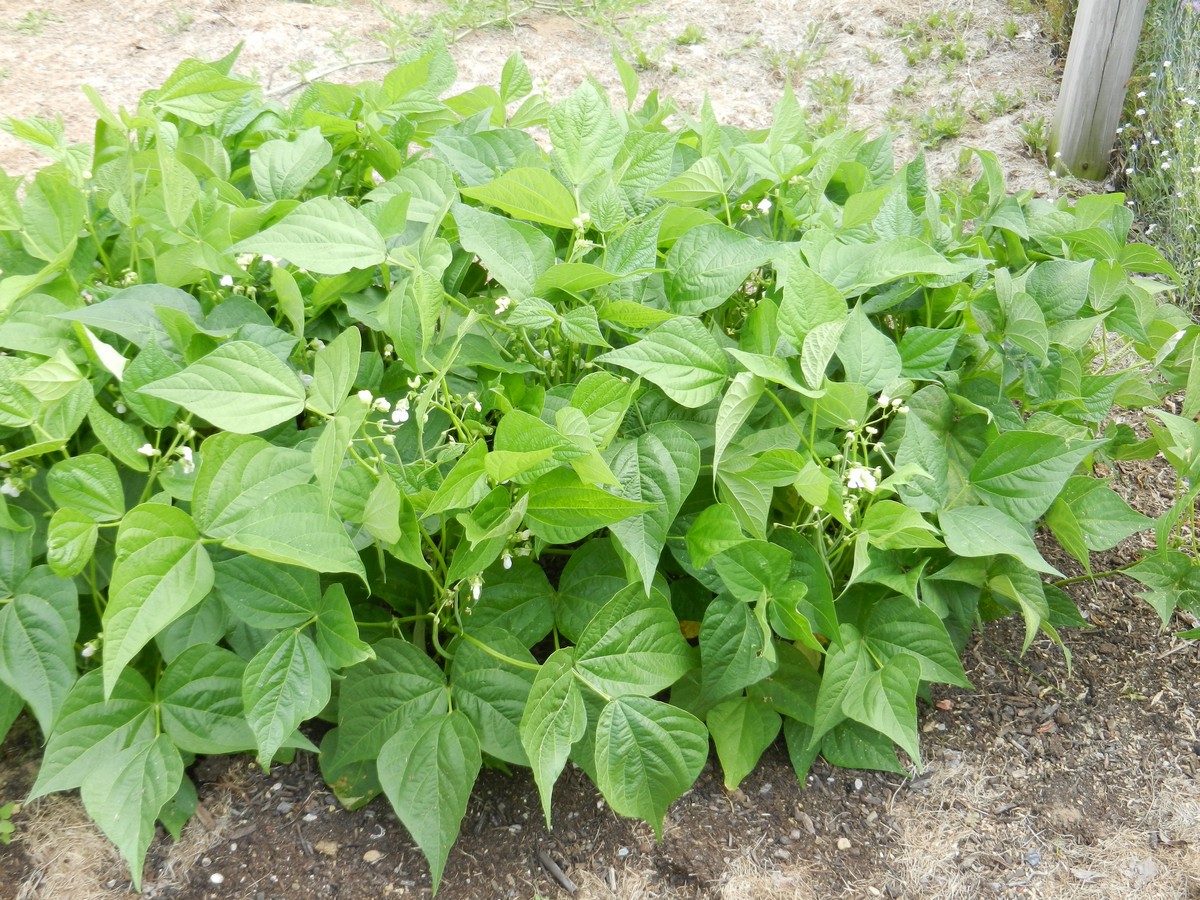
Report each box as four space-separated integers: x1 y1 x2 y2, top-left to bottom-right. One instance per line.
1050 0 1150 179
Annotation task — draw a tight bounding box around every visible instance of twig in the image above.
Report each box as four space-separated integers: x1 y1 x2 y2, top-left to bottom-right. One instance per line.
536 847 577 894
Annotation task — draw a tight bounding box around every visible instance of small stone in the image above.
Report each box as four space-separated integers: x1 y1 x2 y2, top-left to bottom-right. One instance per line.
617 847 630 858
303 813 318 823
836 837 852 851
314 840 339 857
210 873 225 885
363 850 385 864
853 778 864 791
772 848 791 860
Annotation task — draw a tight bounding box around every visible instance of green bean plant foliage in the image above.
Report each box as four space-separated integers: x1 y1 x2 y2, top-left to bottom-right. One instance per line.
0 40 1197 892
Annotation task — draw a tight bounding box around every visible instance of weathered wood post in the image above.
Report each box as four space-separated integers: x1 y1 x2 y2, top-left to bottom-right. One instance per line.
1050 0 1150 179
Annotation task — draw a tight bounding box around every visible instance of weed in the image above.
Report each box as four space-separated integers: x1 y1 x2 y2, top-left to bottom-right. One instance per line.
9 10 60 36
1018 114 1049 159
914 100 967 145
675 24 704 45
0 803 17 845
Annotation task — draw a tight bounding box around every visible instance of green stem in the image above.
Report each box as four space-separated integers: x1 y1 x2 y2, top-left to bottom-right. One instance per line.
459 631 540 671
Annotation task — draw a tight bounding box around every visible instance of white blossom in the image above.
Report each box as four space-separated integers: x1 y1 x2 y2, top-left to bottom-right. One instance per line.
178 446 195 475
391 398 410 424
757 197 772 215
81 644 96 659
356 389 373 404
845 465 878 492
494 295 513 315
502 552 513 570
0 477 20 498
219 274 234 288
373 397 391 413
236 253 256 268
137 444 160 457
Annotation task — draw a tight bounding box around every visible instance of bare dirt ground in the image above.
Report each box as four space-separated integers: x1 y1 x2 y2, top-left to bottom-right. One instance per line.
1 1 1199 898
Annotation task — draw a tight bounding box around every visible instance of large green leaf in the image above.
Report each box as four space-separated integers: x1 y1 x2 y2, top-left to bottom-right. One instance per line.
460 167 577 229
549 81 623 186
314 584 373 669
524 468 652 544
158 644 255 755
192 433 311 536
861 596 970 687
251 127 333 201
575 584 693 698
706 695 782 790
835 304 902 393
242 630 331 766
212 555 321 629
554 537 628 643
777 256 846 345
1045 477 1153 569
665 223 769 316
840 652 922 768
713 372 764 482
379 710 481 893
520 647 586 827
452 202 555 301
595 317 728 408
0 567 78 735
81 735 183 891
154 58 255 124
103 504 214 696
307 326 361 416
939 505 1060 575
593 696 708 839
47 453 125 522
607 424 700 592
449 626 536 765
969 432 1098 521
139 341 305 434
30 668 156 799
699 595 776 704
467 557 554 647
234 197 386 275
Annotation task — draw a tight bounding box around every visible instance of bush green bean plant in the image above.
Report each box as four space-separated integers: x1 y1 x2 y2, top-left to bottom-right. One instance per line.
0 41 1197 891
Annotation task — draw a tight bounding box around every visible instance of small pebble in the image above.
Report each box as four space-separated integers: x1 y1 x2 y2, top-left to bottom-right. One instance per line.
837 837 852 851
363 850 385 864
617 847 630 858
210 873 225 885
229 842 237 852
201 857 212 867
854 778 864 791
303 813 318 823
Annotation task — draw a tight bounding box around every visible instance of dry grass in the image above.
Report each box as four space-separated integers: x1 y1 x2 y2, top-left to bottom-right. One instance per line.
14 796 126 900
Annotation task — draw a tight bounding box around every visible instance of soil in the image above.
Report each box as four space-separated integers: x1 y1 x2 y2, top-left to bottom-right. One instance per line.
2 1 1199 898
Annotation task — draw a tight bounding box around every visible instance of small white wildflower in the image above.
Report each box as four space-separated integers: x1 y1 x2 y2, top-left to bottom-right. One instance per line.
865 425 879 436
891 397 904 408
299 373 314 388
1136 108 1146 116
373 397 391 413
236 253 255 268
0 477 20 498
356 389 373 404
178 446 195 475
1165 60 1172 68
383 343 394 359
502 552 513 570
898 405 909 414
81 644 96 659
114 401 127 414
757 197 772 215
1152 139 1161 146
473 399 482 413
219 274 234 288
1150 71 1158 78
1116 127 1124 134
1126 167 1135 175
1053 151 1062 159
469 576 483 602
877 393 892 408
494 295 512 315
391 399 410 424
845 465 878 492
1162 161 1172 170
1137 90 1148 98
137 443 160 457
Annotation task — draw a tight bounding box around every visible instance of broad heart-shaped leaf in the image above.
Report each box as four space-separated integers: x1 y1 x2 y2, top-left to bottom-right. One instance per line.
607 424 700 592
939 505 1060 576
0 566 79 736
193 433 312 537
46 507 99 577
449 626 536 765
593 696 708 839
554 537 628 643
1045 476 1153 570
158 644 255 755
861 596 970 687
520 647 586 827
0 681 21 746
139 341 305 434
686 503 748 569
706 695 782 790
524 468 652 544
835 304 902 393
969 432 1099 522
81 734 183 892
595 317 728 408
243 630 331 767
468 557 554 647
30 668 156 800
665 223 770 316
307 326 361 416
212 554 320 629
452 201 555 301
234 197 386 275
818 718 906 775
251 127 333 201
575 584 694 698
1126 550 1200 624
840 652 922 769
47 454 125 522
809 625 868 746
223 482 367 581
332 638 448 767
460 167 577 229
379 710 481 894
153 57 254 124
103 503 215 697
777 254 846 345
315 583 373 669
700 595 776 705
549 80 623 187
713 372 764 482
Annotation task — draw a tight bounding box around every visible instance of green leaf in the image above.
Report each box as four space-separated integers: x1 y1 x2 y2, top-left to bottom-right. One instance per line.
332 638 448 767
1126 551 1200 624
778 256 846 345
47 454 125 522
520 647 586 827
575 584 693 698
524 468 652 544
859 501 943 551
21 170 85 262
315 584 373 669
713 372 764 481
549 81 623 186
139 341 305 434
706 695 782 790
593 696 707 839
308 327 361 416
468 557 554 647
87 404 150 473
427 441 490 516
819 718 905 774
154 58 254 125
939 506 1060 575
607 424 700 592
104 504 214 696
686 503 747 569
969 432 1097 521
0 567 78 735
899 326 961 379
861 596 970 687
234 197 386 275
452 202 555 300
242 630 331 766
665 224 769 316
835 305 902 393
30 668 156 800
1026 259 1091 320
193 433 312 537
1044 477 1152 570
251 127 333 201
841 653 922 767
449 626 535 765
46 508 99 578
554 538 627 643
461 167 577 229
700 595 776 703
81 735 183 891
595 317 728 408
159 644 255 754
379 710 481 893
